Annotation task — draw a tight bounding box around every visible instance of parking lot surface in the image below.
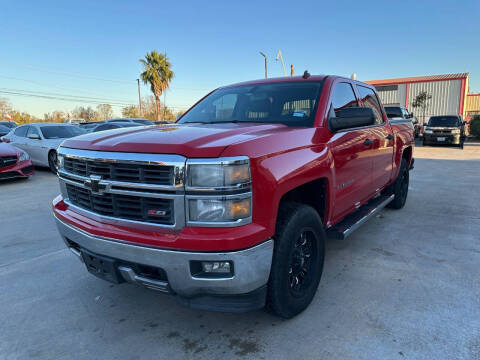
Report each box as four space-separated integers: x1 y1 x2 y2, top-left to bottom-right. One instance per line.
1 141 479 360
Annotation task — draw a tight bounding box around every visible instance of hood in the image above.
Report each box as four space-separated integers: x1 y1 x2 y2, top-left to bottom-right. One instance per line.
0 142 21 156
60 123 292 157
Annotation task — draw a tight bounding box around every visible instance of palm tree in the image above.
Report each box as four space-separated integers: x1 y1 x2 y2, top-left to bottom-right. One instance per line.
139 50 173 121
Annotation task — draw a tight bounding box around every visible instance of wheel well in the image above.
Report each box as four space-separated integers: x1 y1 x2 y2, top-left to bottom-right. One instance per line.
279 178 327 221
402 146 412 165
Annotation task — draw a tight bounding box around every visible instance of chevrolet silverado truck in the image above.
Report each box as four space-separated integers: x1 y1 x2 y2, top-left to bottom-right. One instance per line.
52 75 414 318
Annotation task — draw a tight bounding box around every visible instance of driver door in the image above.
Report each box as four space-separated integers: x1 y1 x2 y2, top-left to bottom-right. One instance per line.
328 82 375 223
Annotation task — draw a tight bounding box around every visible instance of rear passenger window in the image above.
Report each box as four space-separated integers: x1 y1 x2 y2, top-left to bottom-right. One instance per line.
357 85 384 125
329 82 358 118
14 126 29 137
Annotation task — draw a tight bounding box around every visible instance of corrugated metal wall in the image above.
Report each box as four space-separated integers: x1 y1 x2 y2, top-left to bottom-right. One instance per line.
408 80 461 117
377 84 406 105
466 95 480 113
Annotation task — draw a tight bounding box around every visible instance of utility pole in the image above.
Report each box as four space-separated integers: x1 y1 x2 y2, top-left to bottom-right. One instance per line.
136 79 142 116
259 52 267 79
290 64 294 76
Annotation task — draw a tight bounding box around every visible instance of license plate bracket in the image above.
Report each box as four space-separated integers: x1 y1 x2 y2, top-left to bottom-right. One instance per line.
437 137 446 141
81 249 124 284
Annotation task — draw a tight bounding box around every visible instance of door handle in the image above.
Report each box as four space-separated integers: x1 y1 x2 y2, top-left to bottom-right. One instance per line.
386 134 394 140
363 139 374 146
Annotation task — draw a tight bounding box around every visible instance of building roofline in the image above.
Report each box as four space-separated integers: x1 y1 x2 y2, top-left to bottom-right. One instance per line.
366 73 469 86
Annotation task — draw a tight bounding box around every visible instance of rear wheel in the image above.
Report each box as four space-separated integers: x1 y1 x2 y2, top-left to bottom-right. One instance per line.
48 150 58 174
386 158 409 209
267 202 325 318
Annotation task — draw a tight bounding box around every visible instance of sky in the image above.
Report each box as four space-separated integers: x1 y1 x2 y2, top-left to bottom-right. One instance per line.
1 0 479 118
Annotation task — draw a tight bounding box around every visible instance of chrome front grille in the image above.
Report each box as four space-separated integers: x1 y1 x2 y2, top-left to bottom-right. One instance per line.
64 157 173 185
57 148 186 230
65 183 174 225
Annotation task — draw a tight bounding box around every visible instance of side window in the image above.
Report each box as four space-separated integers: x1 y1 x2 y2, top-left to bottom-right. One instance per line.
329 82 358 118
14 126 29 137
27 126 41 138
357 85 384 125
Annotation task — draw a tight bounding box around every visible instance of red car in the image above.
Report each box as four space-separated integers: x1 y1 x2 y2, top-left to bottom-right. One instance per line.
53 74 414 318
0 142 34 180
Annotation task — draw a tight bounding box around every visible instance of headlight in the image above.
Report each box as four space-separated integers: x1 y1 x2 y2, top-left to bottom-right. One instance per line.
188 197 251 222
424 129 433 134
186 157 252 226
18 152 30 162
57 154 64 169
451 129 460 134
187 160 250 188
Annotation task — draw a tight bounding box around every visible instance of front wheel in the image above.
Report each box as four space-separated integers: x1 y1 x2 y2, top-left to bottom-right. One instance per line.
48 150 58 174
267 202 325 318
386 158 409 209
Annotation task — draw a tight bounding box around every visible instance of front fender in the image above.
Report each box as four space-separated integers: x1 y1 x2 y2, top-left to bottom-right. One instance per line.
251 144 332 236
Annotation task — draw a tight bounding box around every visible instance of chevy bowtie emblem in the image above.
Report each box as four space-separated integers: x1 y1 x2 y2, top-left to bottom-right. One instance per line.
84 175 108 195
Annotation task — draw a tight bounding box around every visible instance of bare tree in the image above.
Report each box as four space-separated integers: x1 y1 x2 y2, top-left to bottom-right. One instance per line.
411 91 432 124
96 104 113 121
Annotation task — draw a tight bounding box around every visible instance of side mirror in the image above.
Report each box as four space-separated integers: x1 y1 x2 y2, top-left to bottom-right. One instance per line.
28 133 41 140
407 112 414 119
329 107 376 132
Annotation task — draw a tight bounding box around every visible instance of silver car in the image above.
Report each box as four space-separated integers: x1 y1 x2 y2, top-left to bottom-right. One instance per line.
3 123 85 173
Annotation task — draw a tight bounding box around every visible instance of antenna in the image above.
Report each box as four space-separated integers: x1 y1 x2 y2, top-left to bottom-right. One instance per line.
275 50 287 76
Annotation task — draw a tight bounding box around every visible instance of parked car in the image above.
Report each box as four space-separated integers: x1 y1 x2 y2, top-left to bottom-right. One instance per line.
423 115 465 148
0 121 18 129
78 121 105 132
384 106 420 137
92 122 142 132
53 75 414 318
0 142 34 180
106 118 153 125
0 124 11 137
2 123 86 173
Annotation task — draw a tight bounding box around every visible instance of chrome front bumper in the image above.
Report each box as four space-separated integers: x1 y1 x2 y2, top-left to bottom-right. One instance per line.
55 216 273 297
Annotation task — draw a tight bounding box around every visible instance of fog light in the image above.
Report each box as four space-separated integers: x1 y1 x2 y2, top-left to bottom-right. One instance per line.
202 261 231 273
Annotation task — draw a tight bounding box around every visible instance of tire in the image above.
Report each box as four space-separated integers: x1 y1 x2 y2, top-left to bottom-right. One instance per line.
267 202 325 318
386 158 409 209
48 150 58 174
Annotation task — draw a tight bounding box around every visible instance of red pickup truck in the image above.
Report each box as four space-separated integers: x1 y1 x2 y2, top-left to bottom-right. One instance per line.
52 75 414 318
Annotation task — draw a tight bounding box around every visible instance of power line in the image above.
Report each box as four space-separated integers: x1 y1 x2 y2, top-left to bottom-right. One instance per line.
0 90 190 110
5 65 213 91
0 87 135 104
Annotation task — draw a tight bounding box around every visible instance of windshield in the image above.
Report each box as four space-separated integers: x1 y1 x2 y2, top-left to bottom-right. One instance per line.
178 81 324 127
384 106 403 118
428 116 460 127
40 126 86 139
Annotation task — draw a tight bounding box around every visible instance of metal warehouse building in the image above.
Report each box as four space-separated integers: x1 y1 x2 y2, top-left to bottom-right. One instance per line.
466 93 480 119
366 73 469 121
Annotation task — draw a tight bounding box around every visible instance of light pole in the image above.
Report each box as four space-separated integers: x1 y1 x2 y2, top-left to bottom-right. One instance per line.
259 52 267 79
136 79 142 116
